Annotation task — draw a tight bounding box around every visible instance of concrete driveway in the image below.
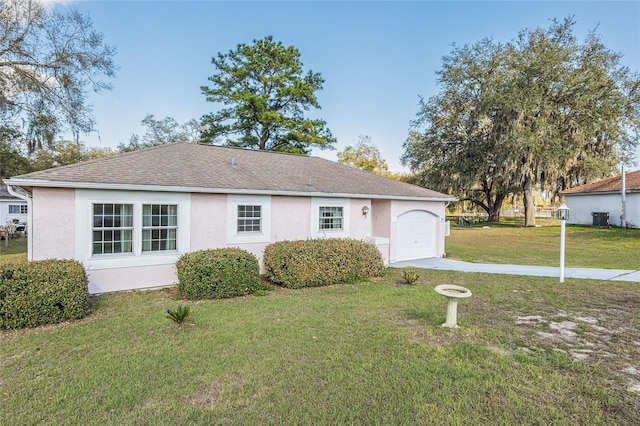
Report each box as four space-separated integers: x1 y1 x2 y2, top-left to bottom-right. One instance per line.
391 258 640 282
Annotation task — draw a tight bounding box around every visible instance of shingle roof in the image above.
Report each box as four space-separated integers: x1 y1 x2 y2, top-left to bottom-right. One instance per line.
0 185 20 200
6 143 454 200
560 169 640 195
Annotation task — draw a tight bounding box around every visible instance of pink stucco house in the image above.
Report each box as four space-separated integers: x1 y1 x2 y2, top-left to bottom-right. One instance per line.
6 143 455 293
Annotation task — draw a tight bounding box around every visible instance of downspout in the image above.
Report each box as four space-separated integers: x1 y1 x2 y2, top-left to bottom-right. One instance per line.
6 185 33 260
621 165 626 228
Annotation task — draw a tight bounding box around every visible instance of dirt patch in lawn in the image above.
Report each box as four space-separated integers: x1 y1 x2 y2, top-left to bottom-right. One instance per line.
192 381 223 409
505 285 640 396
397 280 640 398
515 310 640 394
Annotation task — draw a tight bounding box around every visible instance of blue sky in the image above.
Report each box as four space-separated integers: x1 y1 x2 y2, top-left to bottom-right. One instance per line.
60 1 640 171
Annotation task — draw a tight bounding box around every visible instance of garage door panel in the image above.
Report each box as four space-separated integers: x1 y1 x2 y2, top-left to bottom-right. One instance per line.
396 210 437 261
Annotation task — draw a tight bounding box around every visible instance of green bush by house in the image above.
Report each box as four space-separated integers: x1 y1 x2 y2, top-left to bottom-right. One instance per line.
263 238 385 289
176 248 260 299
0 259 90 329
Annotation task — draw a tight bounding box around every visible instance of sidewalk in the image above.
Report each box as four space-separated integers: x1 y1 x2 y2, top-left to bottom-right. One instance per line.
391 258 640 283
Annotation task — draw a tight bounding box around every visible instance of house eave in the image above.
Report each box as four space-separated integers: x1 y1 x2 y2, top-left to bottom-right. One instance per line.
562 189 640 196
4 178 457 203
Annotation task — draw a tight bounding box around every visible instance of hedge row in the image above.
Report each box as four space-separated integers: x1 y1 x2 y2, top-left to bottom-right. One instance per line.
0 259 90 329
176 248 261 299
263 238 384 289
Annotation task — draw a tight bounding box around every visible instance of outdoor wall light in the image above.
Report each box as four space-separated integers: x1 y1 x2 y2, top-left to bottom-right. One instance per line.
362 205 370 216
557 204 570 221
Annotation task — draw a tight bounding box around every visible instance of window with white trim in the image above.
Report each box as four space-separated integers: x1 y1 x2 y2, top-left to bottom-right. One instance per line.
91 203 179 255
319 206 343 230
237 205 261 233
92 203 134 255
8 204 27 214
142 204 177 252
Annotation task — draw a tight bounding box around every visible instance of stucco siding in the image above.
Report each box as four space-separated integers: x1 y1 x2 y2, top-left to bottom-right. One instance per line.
271 196 311 241
190 193 227 250
25 186 451 293
349 199 371 239
372 199 391 237
32 187 75 260
87 264 177 294
565 193 639 228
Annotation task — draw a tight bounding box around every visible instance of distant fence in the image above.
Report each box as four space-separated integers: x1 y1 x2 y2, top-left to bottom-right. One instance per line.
447 207 560 223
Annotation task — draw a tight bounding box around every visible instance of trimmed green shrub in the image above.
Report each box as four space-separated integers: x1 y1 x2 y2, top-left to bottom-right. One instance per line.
0 259 90 329
263 238 385 289
176 248 260 299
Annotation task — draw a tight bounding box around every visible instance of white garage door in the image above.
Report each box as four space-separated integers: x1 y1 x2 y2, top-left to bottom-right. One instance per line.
396 210 438 261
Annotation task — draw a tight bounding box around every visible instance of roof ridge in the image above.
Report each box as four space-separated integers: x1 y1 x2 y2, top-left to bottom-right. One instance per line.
195 142 313 158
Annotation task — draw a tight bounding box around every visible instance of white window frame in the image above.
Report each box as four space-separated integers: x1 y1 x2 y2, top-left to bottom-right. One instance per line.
319 206 344 230
8 204 28 214
227 194 271 244
237 204 262 233
141 204 178 252
311 197 350 238
76 190 190 270
92 203 134 255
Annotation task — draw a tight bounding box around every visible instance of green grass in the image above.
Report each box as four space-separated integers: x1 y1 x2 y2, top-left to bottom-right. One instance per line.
447 220 640 269
2 269 639 425
0 235 27 263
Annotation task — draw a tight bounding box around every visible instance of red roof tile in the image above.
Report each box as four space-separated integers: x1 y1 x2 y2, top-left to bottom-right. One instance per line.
560 169 640 195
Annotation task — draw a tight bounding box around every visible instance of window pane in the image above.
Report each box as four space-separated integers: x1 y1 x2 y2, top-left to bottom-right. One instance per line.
142 204 178 252
237 205 261 233
9 205 27 214
142 230 151 251
92 203 134 255
142 205 152 226
121 205 133 227
319 206 343 230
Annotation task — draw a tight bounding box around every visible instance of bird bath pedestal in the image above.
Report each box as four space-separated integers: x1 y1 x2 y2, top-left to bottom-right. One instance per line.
434 284 472 328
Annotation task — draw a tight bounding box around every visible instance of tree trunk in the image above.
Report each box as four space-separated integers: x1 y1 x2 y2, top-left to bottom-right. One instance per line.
488 209 501 222
481 194 506 223
486 193 506 222
523 174 536 227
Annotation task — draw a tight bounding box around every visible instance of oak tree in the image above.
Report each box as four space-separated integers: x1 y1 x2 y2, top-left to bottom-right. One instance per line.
0 0 116 152
403 17 639 224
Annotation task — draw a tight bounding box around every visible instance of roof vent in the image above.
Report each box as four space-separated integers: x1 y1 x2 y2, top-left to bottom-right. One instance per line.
307 179 313 187
231 157 236 167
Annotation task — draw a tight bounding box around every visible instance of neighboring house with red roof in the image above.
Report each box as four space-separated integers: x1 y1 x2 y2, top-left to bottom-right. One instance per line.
560 169 640 228
5 142 455 293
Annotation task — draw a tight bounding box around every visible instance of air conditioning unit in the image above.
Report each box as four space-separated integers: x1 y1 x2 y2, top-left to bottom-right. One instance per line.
591 212 609 227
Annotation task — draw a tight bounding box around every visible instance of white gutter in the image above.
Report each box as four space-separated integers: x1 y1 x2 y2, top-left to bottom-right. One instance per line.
6 185 33 260
3 178 458 203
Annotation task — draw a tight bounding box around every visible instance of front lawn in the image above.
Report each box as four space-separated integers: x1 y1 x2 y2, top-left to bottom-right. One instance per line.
0 235 27 263
446 221 640 269
2 269 638 424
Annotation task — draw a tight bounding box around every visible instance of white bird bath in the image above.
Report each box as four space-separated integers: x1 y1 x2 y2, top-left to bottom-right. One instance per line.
434 284 472 328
